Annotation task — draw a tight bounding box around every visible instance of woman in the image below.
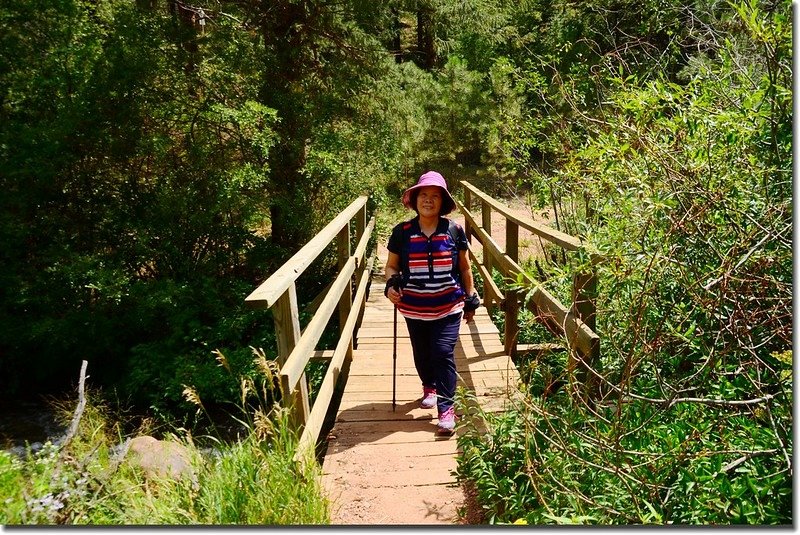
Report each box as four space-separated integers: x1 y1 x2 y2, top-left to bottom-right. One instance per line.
384 171 481 432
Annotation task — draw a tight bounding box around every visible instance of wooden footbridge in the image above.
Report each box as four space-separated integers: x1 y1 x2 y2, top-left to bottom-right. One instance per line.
244 181 600 525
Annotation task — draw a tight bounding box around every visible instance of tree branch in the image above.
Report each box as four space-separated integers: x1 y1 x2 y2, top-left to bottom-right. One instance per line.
572 351 779 408
61 360 88 450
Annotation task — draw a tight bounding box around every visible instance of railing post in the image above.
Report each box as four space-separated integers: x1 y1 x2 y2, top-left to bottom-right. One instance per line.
355 204 366 245
354 205 368 339
481 200 494 313
504 221 520 359
274 283 310 427
338 225 354 362
463 188 472 244
571 271 599 399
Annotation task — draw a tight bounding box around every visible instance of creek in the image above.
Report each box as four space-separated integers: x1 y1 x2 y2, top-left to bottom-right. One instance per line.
0 399 67 457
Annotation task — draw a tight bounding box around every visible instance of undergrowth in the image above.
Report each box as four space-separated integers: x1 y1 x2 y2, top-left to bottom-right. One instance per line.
0 350 329 525
455 1 791 525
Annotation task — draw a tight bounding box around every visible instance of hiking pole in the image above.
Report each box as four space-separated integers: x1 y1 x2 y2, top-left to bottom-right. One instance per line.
389 274 401 412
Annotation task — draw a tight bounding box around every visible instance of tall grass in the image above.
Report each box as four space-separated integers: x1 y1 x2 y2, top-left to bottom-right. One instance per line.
1 350 329 525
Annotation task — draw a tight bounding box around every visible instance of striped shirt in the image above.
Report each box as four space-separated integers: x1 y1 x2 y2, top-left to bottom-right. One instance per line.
387 217 469 321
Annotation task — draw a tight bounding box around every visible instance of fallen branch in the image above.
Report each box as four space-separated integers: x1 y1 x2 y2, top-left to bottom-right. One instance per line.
571 351 780 408
722 449 778 473
665 393 777 409
61 360 88 450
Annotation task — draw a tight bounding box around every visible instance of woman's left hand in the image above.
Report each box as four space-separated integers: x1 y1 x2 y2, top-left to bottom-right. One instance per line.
463 291 480 323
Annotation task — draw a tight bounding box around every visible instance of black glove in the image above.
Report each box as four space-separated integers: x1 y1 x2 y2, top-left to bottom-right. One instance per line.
384 274 402 297
463 291 481 312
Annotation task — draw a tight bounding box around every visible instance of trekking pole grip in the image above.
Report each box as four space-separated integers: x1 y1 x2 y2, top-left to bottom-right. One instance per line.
385 273 402 297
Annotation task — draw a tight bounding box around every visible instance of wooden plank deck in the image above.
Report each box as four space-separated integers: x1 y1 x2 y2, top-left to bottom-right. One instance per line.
321 273 521 525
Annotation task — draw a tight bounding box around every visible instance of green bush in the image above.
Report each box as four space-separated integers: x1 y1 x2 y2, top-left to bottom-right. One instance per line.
458 394 792 525
457 0 791 525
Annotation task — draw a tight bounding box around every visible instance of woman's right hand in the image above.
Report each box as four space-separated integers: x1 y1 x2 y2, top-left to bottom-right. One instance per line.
387 286 402 304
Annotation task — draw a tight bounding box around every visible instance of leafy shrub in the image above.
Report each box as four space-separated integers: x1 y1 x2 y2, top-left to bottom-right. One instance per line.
457 0 791 525
458 392 791 525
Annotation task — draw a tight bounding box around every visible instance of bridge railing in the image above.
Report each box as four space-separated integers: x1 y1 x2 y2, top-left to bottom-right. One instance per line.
245 197 375 459
458 181 600 397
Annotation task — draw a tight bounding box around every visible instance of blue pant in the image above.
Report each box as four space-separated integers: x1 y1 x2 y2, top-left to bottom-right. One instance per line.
404 312 461 413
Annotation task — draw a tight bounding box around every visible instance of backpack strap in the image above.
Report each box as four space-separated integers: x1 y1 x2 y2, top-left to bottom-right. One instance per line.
447 219 462 286
399 219 414 288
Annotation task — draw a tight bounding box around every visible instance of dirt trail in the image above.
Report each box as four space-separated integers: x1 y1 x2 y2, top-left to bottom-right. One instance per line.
321 283 519 525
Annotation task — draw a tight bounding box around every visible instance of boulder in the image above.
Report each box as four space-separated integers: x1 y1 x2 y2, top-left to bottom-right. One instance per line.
124 436 197 487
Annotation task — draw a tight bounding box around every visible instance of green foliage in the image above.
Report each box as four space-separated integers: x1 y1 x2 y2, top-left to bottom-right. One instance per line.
122 279 278 411
486 266 555 347
0 0 283 406
0 0 400 414
457 0 791 526
1 363 328 525
0 0 791 525
194 431 326 524
458 394 792 524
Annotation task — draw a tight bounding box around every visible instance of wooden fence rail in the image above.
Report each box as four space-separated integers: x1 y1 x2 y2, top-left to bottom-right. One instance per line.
245 196 376 460
459 181 600 398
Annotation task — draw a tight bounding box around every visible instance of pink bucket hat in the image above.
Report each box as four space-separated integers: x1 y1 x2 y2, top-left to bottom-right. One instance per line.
401 171 457 215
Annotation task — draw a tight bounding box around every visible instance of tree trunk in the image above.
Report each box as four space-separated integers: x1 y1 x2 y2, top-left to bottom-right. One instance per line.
392 7 402 63
168 0 199 75
268 132 309 249
135 0 158 10
258 1 314 250
416 5 436 70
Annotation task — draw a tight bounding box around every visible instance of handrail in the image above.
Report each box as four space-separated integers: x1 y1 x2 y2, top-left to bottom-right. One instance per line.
295 253 375 462
460 181 585 252
280 256 357 392
245 196 370 309
458 180 600 399
280 217 375 393
458 199 599 356
244 197 375 459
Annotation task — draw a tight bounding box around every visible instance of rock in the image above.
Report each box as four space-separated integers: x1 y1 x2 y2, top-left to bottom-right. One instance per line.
124 436 198 488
